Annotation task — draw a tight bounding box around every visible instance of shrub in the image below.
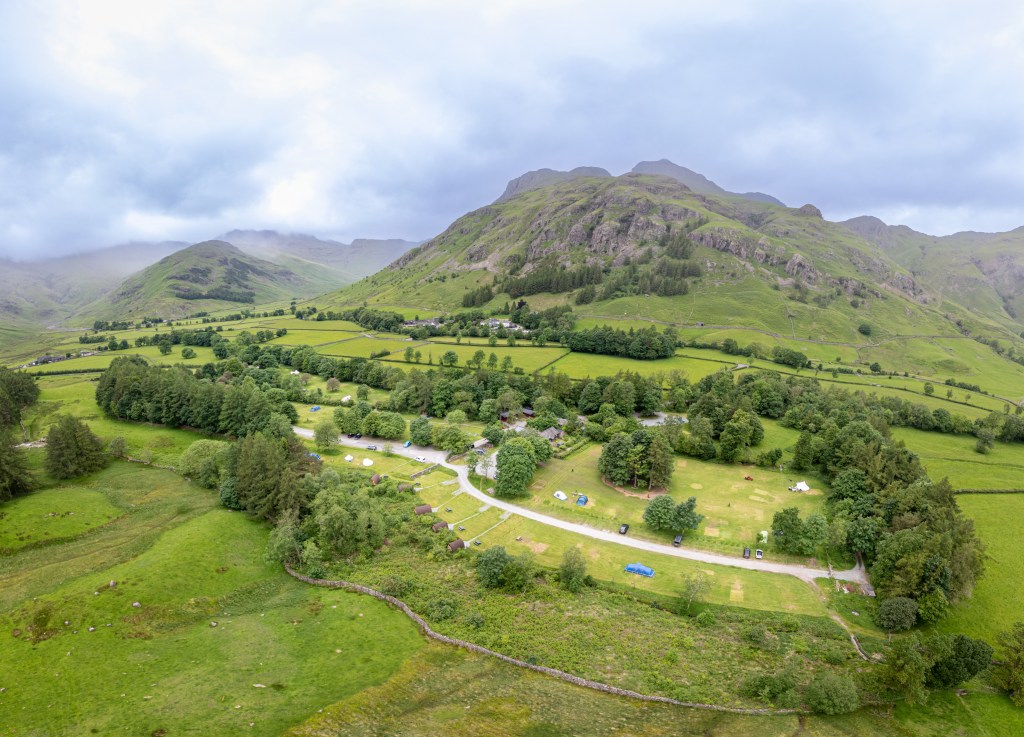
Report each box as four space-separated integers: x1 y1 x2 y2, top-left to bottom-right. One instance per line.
695 610 716 627
876 596 918 632
742 671 796 705
805 672 860 715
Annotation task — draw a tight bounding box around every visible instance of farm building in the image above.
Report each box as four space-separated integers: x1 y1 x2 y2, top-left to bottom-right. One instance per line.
447 539 466 552
414 504 433 515
431 520 449 532
472 437 490 450
371 474 382 485
538 427 563 441
397 482 414 492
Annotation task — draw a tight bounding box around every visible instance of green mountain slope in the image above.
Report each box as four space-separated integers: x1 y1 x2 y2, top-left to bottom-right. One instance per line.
311 172 1024 393
84 240 342 321
843 216 1024 337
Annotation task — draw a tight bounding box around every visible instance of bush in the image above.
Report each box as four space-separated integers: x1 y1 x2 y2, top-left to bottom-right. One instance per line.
876 596 918 632
805 672 860 715
378 575 412 598
695 610 716 627
107 436 127 458
742 671 796 705
426 598 458 621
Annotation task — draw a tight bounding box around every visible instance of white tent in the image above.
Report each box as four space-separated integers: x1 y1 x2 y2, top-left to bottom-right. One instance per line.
344 454 354 462
341 395 352 402
362 458 374 467
553 490 568 501
791 481 810 492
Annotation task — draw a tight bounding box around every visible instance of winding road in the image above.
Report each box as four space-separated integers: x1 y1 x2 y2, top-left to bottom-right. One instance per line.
294 426 869 586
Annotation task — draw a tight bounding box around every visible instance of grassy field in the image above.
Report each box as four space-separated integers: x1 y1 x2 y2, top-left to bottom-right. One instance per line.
0 462 423 736
268 328 365 346
547 351 732 380
319 336 422 358
936 494 1024 643
24 374 216 466
892 427 1024 489
491 441 826 559
10 343 218 371
289 644 1024 737
0 482 122 554
415 477 827 616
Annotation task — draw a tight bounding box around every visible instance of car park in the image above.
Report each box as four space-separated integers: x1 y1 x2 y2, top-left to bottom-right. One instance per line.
619 524 629 535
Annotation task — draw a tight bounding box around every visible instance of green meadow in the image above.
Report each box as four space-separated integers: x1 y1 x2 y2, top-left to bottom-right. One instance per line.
0 462 423 736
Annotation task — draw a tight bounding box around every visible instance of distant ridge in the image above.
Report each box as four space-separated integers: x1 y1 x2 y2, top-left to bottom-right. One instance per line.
631 159 785 206
496 166 612 202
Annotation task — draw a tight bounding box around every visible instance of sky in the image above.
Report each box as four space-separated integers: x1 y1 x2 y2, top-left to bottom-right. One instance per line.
2 0 1024 259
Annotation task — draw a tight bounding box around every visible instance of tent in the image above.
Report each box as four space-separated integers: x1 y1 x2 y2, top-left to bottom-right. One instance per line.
362 458 374 467
790 481 810 492
576 495 589 506
625 563 654 578
344 454 354 462
553 490 568 501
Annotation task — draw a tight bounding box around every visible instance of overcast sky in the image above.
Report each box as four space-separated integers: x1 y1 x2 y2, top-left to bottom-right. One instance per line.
2 0 1024 259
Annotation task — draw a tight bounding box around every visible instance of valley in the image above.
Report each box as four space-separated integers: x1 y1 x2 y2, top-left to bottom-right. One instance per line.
4 164 1024 735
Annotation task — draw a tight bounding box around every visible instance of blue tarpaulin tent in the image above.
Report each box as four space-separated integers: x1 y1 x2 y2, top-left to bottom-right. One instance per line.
310 406 321 412
625 563 654 577
576 495 589 506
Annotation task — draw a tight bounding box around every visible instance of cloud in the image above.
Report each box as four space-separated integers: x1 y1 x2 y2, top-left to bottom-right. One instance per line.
1 0 1023 258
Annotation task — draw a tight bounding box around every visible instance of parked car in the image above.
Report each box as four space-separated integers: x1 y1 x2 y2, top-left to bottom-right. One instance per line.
475 449 485 455
346 433 356 438
755 549 764 559
414 455 428 463
743 547 751 559
403 440 412 448
672 534 683 547
366 444 377 451
354 433 362 439
618 524 630 535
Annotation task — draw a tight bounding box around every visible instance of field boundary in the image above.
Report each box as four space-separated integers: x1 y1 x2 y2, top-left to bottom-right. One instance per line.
954 488 1024 495
283 564 801 716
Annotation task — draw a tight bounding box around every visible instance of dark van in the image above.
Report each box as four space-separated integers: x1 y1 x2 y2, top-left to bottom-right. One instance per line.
672 535 683 547
743 547 751 559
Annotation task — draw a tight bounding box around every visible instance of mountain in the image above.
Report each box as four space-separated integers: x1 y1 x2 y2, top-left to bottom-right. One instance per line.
495 167 612 202
83 240 342 321
219 229 417 279
631 159 785 206
0 241 187 328
310 168 1024 392
843 215 1024 335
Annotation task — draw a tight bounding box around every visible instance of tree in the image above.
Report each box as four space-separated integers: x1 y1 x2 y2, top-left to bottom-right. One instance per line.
476 546 513 588
179 439 230 489
876 596 919 633
445 409 467 425
880 635 932 705
44 415 107 479
682 416 717 460
678 572 710 614
791 431 814 471
107 435 127 458
0 433 33 502
928 634 993 688
441 350 459 367
495 437 537 498
643 495 678 531
805 673 859 715
559 547 588 593
478 453 493 479
647 433 674 489
771 507 804 553
858 323 873 336
356 384 370 400
313 418 338 451
995 621 1024 706
325 377 341 392
181 347 196 359
158 342 172 356
598 433 634 486
409 416 432 446
431 423 469 454
674 496 703 535
924 382 935 396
